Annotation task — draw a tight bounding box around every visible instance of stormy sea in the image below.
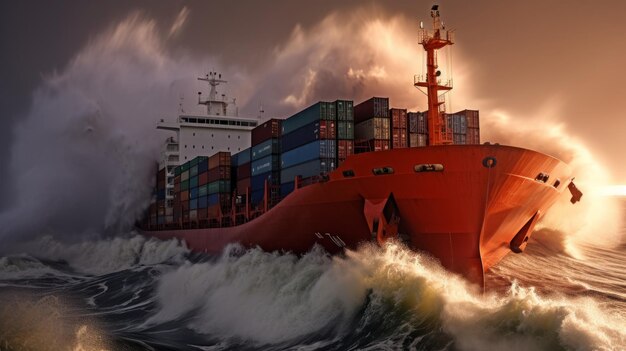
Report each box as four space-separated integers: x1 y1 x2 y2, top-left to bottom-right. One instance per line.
0 200 624 351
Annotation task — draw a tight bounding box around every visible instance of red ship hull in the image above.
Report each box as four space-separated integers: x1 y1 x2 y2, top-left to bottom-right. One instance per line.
144 144 572 286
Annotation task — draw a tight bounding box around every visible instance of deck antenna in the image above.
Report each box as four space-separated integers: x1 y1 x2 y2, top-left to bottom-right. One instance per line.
414 4 455 145
197 70 228 116
258 102 265 121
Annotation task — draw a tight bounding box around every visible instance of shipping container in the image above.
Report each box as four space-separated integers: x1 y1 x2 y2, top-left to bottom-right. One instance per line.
190 187 198 199
280 182 295 197
189 209 197 220
252 118 282 145
282 101 336 135
334 99 354 121
199 184 208 197
354 97 389 123
208 193 231 207
408 133 428 147
190 165 198 177
198 196 208 209
209 152 231 169
337 121 355 140
181 170 189 181
280 158 336 184
198 159 209 173
181 190 189 201
208 166 231 182
189 198 198 210
198 172 208 186
354 139 390 153
337 140 354 159
390 108 408 130
281 140 336 169
251 171 280 191
251 155 280 176
207 180 231 194
251 138 280 161
174 182 180 193
237 163 251 180
189 176 198 189
236 177 251 194
354 118 391 140
181 179 189 191
234 148 251 166
281 120 335 152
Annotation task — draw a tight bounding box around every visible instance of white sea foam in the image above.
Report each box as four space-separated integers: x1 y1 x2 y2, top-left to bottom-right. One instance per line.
149 242 626 349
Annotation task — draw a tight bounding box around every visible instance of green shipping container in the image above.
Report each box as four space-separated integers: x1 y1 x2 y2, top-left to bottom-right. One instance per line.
174 166 182 176
181 179 189 191
190 165 198 177
208 180 231 194
199 184 208 197
190 176 198 188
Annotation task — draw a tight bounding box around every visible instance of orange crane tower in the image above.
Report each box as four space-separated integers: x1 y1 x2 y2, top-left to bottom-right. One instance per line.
415 5 454 145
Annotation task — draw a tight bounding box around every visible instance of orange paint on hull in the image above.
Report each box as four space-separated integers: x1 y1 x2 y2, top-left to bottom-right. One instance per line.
144 144 572 287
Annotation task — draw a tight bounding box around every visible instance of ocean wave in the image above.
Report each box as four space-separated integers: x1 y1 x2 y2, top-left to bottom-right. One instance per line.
4 233 189 276
146 242 626 350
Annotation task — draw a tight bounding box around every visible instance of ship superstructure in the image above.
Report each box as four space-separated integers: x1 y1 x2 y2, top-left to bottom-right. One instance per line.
153 73 258 225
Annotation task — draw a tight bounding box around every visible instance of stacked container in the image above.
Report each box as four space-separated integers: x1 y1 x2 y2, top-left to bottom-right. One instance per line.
172 153 231 225
250 119 282 205
234 148 251 196
335 99 355 165
389 108 408 148
280 102 337 196
407 111 429 147
354 97 391 153
445 110 480 145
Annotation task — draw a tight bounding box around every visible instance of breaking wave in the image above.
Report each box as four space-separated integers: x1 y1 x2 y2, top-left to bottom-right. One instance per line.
144 243 625 350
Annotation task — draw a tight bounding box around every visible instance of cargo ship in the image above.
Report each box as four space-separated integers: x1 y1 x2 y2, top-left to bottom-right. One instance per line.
142 6 582 287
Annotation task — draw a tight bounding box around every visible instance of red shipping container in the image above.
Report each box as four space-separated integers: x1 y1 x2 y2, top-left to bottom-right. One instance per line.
174 182 180 193
198 208 208 220
208 166 231 182
181 201 189 211
237 177 251 194
181 190 189 201
252 118 282 146
237 163 251 180
174 175 181 184
199 172 208 186
209 152 231 169
354 97 390 123
319 120 336 140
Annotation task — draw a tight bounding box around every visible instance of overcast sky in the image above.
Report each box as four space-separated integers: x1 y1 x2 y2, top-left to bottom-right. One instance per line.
1 0 625 212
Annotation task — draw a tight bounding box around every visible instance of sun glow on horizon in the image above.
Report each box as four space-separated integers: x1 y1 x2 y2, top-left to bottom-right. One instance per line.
597 185 626 197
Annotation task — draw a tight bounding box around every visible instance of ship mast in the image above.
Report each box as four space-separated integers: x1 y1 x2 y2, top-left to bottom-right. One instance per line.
197 71 232 116
415 5 454 145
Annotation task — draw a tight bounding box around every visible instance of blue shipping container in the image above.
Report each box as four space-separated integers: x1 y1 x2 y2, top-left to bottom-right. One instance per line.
280 182 295 197
189 198 198 210
198 196 208 209
251 171 280 191
281 140 336 169
208 193 219 206
251 189 264 205
234 148 251 166
190 187 199 199
282 102 336 135
198 159 209 173
251 155 280 176
251 138 280 161
281 120 322 152
280 158 336 184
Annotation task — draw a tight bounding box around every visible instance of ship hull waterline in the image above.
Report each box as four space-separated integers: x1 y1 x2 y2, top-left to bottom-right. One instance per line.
143 144 572 287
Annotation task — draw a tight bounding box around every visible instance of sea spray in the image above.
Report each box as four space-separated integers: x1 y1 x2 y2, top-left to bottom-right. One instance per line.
145 242 626 350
